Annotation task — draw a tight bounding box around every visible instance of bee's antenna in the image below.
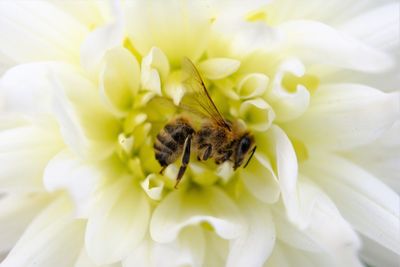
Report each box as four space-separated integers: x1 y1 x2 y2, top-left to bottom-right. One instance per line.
243 146 257 168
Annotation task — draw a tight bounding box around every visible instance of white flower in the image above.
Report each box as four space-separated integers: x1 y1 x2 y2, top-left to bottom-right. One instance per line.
0 1 399 267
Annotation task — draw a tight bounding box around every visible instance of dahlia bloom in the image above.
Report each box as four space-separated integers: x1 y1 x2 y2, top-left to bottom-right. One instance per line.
0 1 399 267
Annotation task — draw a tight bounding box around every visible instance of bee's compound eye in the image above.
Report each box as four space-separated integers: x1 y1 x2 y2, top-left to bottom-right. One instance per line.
239 136 251 153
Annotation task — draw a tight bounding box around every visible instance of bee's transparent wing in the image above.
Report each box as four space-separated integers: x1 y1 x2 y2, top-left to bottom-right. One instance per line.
181 57 231 130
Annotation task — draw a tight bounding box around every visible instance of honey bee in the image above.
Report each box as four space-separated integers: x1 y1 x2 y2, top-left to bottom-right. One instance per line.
154 57 257 188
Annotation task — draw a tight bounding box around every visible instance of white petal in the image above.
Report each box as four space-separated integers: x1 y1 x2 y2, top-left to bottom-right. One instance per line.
85 177 150 265
360 235 400 267
284 83 400 150
0 50 14 76
75 248 121 267
264 241 335 267
266 58 311 122
141 47 170 95
263 242 290 267
298 179 362 266
303 151 400 254
212 21 280 57
265 0 390 26
122 237 152 267
124 227 205 267
345 121 400 193
1 63 51 115
150 186 245 243
274 176 361 267
338 2 399 50
125 0 212 66
99 47 140 116
80 0 124 71
239 98 275 131
198 58 240 80
211 0 269 21
262 125 299 222
0 1 87 63
50 67 120 160
0 194 49 253
203 231 229 267
278 20 394 72
0 123 62 192
49 1 104 28
226 193 275 267
153 227 205 267
0 114 28 130
272 207 321 253
43 149 103 218
1 196 85 267
242 152 280 204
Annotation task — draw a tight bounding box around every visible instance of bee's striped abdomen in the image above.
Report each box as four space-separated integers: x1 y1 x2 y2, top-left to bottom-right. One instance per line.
154 117 195 167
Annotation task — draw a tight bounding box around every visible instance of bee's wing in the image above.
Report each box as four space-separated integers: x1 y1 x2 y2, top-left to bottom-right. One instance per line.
181 57 231 130
148 96 205 124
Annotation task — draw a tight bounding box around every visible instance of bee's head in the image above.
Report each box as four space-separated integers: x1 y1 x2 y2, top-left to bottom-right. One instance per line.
233 133 256 170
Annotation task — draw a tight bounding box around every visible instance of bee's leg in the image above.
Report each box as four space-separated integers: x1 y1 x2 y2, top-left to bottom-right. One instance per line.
159 166 167 175
175 135 192 189
215 150 232 165
202 144 212 161
197 144 212 161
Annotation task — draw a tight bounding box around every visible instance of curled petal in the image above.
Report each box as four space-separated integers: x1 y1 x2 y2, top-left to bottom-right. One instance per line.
140 174 164 201
164 71 186 106
266 58 311 122
237 73 269 99
150 187 245 243
141 47 170 96
198 58 240 80
239 98 275 131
